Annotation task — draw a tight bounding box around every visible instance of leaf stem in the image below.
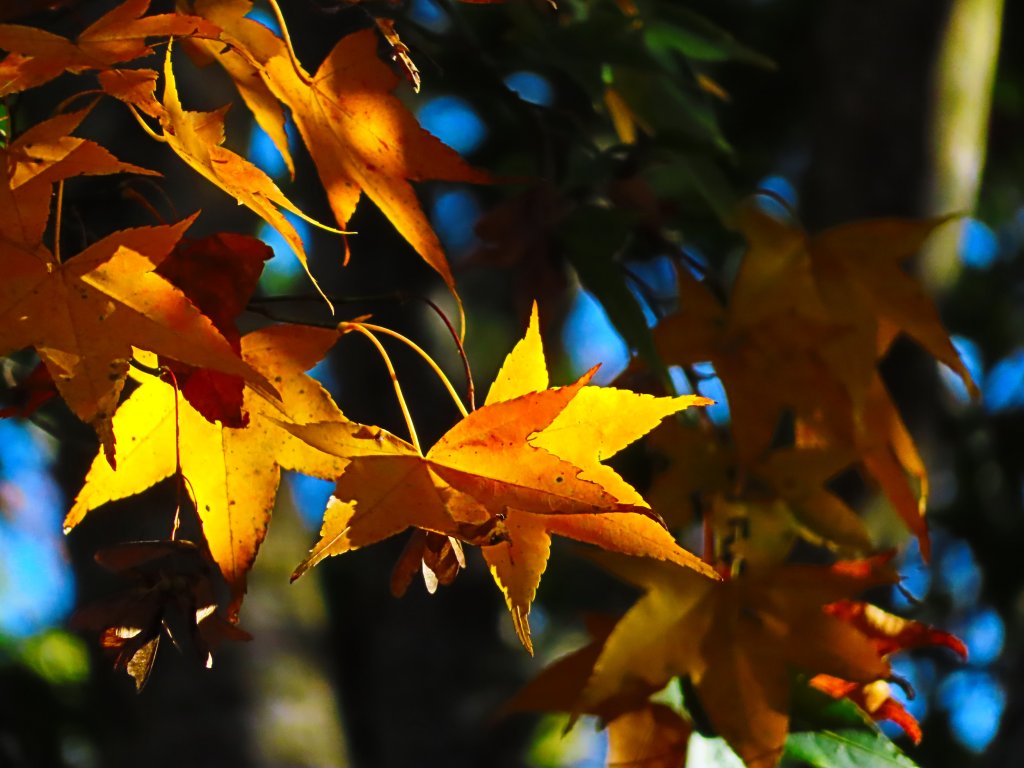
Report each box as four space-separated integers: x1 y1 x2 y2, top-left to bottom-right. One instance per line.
126 103 166 143
265 0 312 86
53 180 63 263
162 365 185 540
248 291 476 409
121 179 175 225
342 323 422 453
350 321 468 419
418 296 475 411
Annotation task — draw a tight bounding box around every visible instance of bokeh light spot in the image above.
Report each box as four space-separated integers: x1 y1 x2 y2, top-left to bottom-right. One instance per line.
417 96 486 155
939 670 1005 753
431 187 482 257
983 348 1024 413
959 218 999 270
563 288 629 385
504 71 555 107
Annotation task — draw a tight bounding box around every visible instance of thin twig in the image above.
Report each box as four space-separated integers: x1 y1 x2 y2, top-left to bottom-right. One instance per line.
129 356 164 377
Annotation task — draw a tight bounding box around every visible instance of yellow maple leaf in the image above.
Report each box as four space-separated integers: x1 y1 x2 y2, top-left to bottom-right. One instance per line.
481 304 717 651
176 0 295 178
152 42 340 300
65 325 349 620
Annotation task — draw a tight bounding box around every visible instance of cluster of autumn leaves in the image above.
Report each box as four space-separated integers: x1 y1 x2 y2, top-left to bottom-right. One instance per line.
0 1 973 766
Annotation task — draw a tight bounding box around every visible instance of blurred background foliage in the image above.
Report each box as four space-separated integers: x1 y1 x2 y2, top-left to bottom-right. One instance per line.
2 0 1023 766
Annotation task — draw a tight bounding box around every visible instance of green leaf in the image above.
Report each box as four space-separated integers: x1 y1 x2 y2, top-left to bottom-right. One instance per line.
785 684 920 768
783 728 920 768
648 8 775 69
611 66 732 152
685 718 921 768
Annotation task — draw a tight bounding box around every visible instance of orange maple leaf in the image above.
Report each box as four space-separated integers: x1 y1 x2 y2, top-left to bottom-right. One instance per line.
5 104 158 187
97 67 163 118
647 419 873 556
0 0 218 96
184 1 491 322
176 0 295 178
0 213 268 459
654 242 849 467
655 207 971 560
283 304 715 648
260 21 496 312
65 324 349 620
807 215 977 402
0 103 157 251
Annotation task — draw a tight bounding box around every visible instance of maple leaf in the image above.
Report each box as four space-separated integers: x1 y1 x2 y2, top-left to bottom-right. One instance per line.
284 304 715 650
66 324 349 620
0 0 219 96
606 703 693 768
176 0 295 178
576 554 897 768
5 104 158 188
153 42 332 295
647 419 873 557
185 0 491 318
479 303 717 651
655 208 968 559
654 245 850 467
811 676 924 744
0 103 156 251
797 372 933 558
284 374 634 573
727 206 975 412
97 67 163 118
0 214 266 459
807 215 977 402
